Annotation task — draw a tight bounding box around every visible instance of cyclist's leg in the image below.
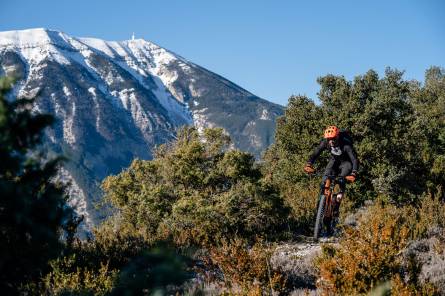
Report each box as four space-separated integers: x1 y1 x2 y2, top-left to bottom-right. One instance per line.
338 161 352 193
335 161 352 215
322 159 336 193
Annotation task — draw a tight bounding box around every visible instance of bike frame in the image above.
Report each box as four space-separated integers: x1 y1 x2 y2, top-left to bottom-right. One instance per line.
321 175 341 219
313 175 343 240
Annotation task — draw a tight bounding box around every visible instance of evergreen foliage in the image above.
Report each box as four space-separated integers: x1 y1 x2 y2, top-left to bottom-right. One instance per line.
40 239 191 296
102 126 290 246
263 67 445 229
110 244 191 296
0 77 75 293
42 255 117 296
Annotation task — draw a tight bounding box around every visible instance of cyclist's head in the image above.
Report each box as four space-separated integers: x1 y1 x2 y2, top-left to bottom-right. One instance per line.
324 126 340 140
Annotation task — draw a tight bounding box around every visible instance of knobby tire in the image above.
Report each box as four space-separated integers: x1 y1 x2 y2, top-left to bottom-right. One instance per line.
314 194 326 240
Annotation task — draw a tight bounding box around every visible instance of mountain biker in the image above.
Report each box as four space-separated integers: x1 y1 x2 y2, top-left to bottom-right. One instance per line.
303 126 358 206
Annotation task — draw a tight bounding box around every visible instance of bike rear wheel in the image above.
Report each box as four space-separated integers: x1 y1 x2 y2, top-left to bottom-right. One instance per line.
314 194 326 240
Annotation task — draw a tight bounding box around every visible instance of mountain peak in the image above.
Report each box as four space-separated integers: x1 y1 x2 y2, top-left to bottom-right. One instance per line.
0 28 176 64
0 28 70 48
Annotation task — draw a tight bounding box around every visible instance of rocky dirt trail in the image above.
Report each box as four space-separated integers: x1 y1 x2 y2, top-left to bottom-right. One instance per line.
269 236 338 295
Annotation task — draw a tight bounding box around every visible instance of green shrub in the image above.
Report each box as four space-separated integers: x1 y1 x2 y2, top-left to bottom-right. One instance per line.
42 255 117 296
39 224 191 295
410 192 445 239
75 221 150 270
263 67 445 220
110 244 191 296
102 127 290 247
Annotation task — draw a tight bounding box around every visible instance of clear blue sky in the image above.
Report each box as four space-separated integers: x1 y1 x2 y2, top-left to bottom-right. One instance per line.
1 0 444 106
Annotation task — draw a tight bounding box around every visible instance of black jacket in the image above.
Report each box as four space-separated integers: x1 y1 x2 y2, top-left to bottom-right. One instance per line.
308 138 358 171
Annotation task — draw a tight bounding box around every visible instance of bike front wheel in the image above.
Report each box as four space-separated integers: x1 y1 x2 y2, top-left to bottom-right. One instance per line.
314 194 326 240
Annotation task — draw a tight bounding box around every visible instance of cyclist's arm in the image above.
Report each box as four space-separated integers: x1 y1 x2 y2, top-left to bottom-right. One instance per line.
308 139 327 164
344 145 358 172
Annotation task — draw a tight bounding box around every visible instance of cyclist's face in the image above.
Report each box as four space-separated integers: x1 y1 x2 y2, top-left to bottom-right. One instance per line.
328 137 338 147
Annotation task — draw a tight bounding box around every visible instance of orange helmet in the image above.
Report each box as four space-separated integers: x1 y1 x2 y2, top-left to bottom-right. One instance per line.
324 126 340 139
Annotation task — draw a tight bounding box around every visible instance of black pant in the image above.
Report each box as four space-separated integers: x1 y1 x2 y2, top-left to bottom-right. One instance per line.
322 159 352 193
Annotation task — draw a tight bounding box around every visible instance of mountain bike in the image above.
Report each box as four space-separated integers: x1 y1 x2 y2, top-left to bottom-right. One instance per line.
313 175 353 240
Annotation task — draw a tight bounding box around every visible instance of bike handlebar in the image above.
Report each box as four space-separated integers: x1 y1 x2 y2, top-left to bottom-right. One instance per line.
326 174 356 183
304 170 356 183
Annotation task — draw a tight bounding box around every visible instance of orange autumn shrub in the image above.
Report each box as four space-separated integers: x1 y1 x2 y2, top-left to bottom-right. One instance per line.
317 202 411 294
316 195 445 295
208 238 287 295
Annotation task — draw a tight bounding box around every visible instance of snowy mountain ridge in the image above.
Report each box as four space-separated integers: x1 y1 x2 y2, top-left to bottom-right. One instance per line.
1 28 193 127
0 28 284 227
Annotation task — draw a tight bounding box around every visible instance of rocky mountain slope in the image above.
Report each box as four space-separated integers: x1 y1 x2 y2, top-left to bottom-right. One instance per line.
0 28 283 225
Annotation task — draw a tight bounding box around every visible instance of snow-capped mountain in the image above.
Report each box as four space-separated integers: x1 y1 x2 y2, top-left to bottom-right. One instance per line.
0 28 284 226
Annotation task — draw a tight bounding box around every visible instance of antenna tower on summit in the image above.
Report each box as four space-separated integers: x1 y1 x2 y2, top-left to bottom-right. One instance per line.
132 32 135 40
